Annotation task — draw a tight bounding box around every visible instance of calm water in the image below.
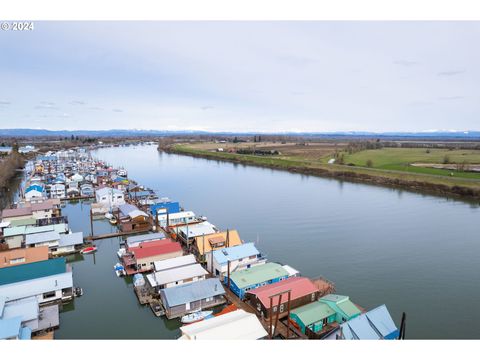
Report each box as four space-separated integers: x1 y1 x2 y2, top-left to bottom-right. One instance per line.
56 144 480 339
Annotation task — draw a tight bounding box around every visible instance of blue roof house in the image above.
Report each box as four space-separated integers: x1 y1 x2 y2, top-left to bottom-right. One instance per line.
327 304 399 340
150 201 181 216
0 316 31 340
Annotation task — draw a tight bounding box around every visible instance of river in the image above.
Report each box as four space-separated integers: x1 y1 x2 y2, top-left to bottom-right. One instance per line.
55 144 480 339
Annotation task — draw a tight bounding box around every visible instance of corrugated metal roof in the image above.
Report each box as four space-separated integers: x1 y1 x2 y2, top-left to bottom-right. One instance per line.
2 296 39 323
148 263 208 287
153 254 196 272
179 309 267 340
0 247 49 269
126 232 166 246
0 272 73 302
59 232 84 247
131 241 182 259
161 278 225 308
229 262 289 289
343 313 381 339
1 207 33 219
25 230 60 245
176 221 218 238
0 258 66 286
365 304 398 339
213 243 260 265
291 301 336 326
247 277 318 309
319 294 361 318
0 316 22 339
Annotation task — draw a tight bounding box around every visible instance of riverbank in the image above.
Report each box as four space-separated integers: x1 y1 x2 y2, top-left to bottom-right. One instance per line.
160 143 480 202
0 152 26 209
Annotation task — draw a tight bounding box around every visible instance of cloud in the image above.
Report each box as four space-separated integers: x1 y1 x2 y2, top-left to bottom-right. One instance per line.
35 104 59 110
59 113 71 118
438 96 465 101
437 69 466 76
112 108 123 112
393 60 418 67
88 106 103 110
0 100 11 105
70 100 86 105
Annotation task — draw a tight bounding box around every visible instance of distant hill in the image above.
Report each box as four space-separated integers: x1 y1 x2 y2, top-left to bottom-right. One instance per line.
0 128 480 140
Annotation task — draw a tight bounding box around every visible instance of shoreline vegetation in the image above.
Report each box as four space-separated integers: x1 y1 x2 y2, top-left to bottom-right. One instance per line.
159 142 480 202
0 150 26 209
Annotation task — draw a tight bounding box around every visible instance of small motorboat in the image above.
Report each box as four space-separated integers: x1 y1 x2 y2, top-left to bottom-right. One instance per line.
117 247 126 259
109 217 117 225
80 246 97 254
105 212 113 220
74 287 83 297
181 310 213 324
114 263 126 277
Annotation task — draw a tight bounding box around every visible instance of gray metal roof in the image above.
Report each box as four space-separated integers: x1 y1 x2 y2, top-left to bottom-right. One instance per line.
0 272 73 302
160 278 225 308
25 231 60 245
126 232 165 246
59 232 84 247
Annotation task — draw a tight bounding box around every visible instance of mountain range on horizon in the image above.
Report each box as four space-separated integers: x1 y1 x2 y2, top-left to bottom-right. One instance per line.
1 128 480 139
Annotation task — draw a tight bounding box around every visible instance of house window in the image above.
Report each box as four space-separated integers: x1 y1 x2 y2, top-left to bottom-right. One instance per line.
205 297 214 302
43 291 56 299
311 293 316 301
279 304 285 313
10 257 25 264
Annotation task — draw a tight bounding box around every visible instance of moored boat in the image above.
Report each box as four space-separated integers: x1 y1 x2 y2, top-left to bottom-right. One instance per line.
81 246 97 254
181 310 213 324
114 262 126 277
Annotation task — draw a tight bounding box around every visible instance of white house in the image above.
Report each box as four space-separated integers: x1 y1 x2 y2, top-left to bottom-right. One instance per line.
179 309 267 340
146 263 208 291
50 183 66 199
95 187 125 208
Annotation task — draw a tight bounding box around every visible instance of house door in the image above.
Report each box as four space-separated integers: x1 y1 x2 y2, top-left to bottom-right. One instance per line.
323 318 328 326
186 302 190 311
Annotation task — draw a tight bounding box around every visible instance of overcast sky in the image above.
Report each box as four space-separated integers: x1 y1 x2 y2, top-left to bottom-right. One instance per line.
0 21 479 132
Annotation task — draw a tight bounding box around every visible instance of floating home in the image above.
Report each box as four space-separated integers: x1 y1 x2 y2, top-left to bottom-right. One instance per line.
193 230 243 262
289 301 338 337
160 278 226 319
207 242 266 279
123 240 183 274
226 262 291 300
245 276 320 319
156 211 197 228
146 263 208 291
0 296 60 337
125 232 166 249
175 221 218 246
95 187 125 208
0 316 31 340
318 294 361 323
3 223 68 250
0 258 74 305
179 309 268 340
150 200 180 217
118 204 150 232
153 254 196 272
325 305 399 340
0 247 49 269
25 231 83 256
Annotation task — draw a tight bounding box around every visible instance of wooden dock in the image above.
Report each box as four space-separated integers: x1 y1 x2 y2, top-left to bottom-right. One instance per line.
84 228 150 241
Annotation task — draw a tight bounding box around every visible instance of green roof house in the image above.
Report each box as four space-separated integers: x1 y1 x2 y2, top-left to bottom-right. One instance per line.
227 262 290 299
319 294 361 323
289 301 337 334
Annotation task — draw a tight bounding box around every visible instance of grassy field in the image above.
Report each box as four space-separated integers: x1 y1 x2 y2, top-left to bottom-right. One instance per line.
342 148 480 180
162 142 480 201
